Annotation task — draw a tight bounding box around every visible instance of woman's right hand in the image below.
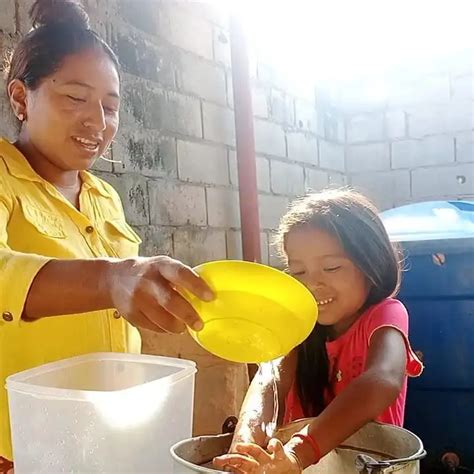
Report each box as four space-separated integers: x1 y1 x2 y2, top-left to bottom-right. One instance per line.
105 256 214 334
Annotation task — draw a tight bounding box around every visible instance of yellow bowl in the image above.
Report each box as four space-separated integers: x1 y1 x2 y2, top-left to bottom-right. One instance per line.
185 260 318 364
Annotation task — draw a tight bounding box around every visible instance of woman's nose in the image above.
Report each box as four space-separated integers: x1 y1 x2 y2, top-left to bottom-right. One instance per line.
82 102 106 132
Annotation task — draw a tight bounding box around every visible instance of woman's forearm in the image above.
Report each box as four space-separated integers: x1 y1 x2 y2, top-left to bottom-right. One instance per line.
23 258 116 319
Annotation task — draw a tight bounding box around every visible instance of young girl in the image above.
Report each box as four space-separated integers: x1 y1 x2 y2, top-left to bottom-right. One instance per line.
214 189 423 473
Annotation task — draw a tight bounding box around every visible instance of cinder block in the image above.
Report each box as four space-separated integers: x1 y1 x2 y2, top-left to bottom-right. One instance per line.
305 169 329 191
347 113 384 143
16 0 35 34
287 133 318 165
392 136 455 169
142 86 202 138
350 170 411 210
294 99 322 135
176 52 227 105
270 161 305 196
112 29 175 86
203 103 236 146
322 110 345 143
407 102 472 138
346 143 390 173
134 226 173 257
252 86 269 118
99 173 150 226
178 140 228 185
345 111 405 142
259 194 289 230
148 180 207 226
173 228 227 267
328 172 347 187
0 1 15 33
120 76 146 128
254 119 286 157
206 187 241 227
270 89 295 125
117 0 160 35
412 164 474 199
319 140 344 172
113 130 177 178
385 110 406 139
456 131 474 162
158 4 213 60
388 75 450 106
213 26 231 67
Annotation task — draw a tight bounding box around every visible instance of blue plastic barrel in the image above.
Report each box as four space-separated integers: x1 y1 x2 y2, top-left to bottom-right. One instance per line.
381 201 474 470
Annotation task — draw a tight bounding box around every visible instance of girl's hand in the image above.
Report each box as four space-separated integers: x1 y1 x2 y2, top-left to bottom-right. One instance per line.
213 439 302 473
106 256 214 334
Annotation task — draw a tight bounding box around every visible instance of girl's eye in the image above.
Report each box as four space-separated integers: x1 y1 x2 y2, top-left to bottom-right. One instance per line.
324 266 342 273
291 270 306 276
67 95 86 103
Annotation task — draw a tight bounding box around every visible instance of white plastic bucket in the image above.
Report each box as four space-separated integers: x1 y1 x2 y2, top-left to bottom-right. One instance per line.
7 352 196 473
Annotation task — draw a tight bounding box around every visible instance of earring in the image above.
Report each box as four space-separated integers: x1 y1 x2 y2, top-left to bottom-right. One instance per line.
17 113 24 121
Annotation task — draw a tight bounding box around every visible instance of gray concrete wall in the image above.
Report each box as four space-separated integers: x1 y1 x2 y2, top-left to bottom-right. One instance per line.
341 53 473 210
0 0 341 438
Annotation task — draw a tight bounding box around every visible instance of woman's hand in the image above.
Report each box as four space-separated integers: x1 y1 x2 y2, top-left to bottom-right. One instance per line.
213 439 302 474
105 256 214 334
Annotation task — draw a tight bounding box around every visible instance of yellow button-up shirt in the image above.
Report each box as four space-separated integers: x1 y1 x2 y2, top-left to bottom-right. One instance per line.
0 138 142 460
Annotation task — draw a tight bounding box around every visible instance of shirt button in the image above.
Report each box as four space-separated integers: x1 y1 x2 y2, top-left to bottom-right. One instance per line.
2 312 13 322
85 225 94 234
113 310 121 319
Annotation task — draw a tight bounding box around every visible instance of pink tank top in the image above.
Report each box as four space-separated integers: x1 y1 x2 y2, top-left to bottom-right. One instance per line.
284 298 423 426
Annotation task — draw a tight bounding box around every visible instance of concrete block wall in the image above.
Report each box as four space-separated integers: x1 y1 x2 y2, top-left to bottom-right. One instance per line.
0 0 344 439
105 1 346 270
343 52 474 210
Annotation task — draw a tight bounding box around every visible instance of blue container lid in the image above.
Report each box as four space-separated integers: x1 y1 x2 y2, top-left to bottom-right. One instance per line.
381 200 474 242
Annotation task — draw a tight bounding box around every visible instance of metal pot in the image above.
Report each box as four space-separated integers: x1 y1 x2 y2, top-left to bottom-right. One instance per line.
171 418 425 473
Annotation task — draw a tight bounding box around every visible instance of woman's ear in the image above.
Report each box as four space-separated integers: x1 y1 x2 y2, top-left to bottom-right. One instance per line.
8 79 28 122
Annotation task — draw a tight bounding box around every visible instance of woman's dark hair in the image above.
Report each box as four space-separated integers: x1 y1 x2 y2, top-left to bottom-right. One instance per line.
276 188 402 417
5 0 119 92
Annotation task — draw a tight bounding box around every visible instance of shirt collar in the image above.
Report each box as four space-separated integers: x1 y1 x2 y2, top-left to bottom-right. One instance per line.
0 138 43 183
0 138 112 198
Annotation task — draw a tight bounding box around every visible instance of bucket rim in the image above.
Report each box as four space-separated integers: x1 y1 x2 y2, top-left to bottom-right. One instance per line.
170 433 231 473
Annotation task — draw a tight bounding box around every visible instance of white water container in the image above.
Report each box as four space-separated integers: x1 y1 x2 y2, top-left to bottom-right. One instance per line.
7 352 196 473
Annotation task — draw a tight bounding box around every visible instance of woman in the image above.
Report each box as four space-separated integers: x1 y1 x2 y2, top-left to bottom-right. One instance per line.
0 0 213 468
